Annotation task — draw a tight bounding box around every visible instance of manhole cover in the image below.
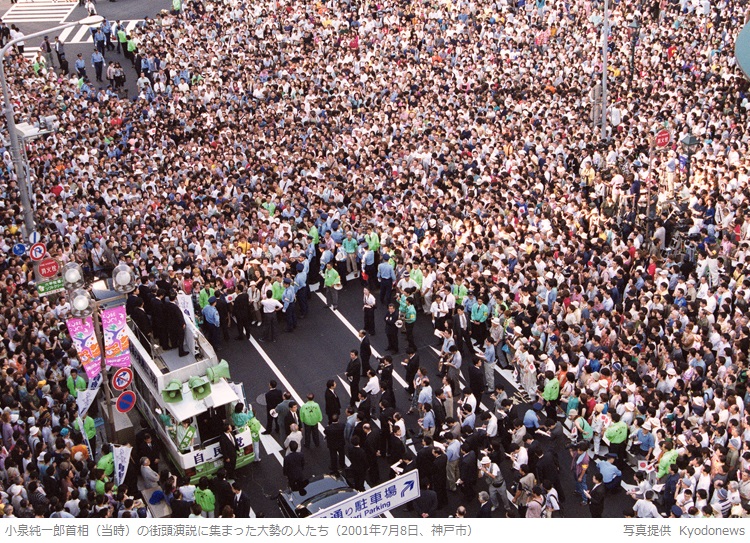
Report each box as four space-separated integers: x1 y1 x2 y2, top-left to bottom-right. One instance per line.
255 394 267 406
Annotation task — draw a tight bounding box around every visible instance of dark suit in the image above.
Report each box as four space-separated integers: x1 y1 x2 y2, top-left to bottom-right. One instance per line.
324 420 346 471
378 406 395 455
432 397 447 431
136 439 161 467
164 300 187 355
380 386 396 409
384 310 399 353
477 501 492 518
386 434 406 467
414 489 438 518
458 450 477 498
535 453 562 496
131 306 152 347
589 483 606 518
149 296 168 348
211 478 234 513
216 296 230 341
42 473 61 500
363 428 381 484
431 452 449 508
232 491 251 518
360 335 372 376
416 446 435 480
265 388 284 432
324 388 341 424
284 410 300 435
170 498 191 518
283 451 306 491
219 432 239 477
355 395 372 418
346 444 368 491
452 312 472 354
346 357 361 406
379 362 394 394
233 291 252 339
468 363 486 402
404 352 420 394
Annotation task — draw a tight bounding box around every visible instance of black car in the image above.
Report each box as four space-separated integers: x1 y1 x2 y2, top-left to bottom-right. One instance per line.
277 474 360 518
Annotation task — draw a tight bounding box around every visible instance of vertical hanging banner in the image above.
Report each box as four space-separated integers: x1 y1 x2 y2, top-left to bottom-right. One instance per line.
113 445 133 486
176 294 196 354
176 293 196 322
66 317 103 380
76 387 100 418
101 305 131 368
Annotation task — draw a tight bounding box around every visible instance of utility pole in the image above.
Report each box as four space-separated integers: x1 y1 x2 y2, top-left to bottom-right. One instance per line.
0 16 104 242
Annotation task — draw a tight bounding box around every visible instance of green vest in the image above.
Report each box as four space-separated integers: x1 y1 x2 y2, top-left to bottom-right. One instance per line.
97 452 114 477
471 303 488 323
299 402 322 427
410 268 424 288
271 281 284 301
198 287 215 309
194 488 215 512
323 268 340 287
542 378 560 401
117 30 127 43
404 305 417 324
74 416 96 440
365 232 380 251
308 225 319 245
605 421 628 444
67 375 86 398
248 417 261 443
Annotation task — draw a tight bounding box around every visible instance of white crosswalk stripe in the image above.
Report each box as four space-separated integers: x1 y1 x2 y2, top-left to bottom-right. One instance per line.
19 19 143 62
1 0 77 23
67 19 141 43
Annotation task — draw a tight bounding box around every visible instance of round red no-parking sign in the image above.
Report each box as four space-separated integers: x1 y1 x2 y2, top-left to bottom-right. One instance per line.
116 390 137 413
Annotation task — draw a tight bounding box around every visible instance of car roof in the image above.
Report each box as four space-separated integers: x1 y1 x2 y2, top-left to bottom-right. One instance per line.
282 475 359 517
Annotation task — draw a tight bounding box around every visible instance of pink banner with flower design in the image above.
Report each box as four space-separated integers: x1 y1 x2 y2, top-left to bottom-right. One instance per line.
101 305 131 368
66 316 102 380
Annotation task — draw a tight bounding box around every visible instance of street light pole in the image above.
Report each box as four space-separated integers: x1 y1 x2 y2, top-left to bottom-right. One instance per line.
601 0 609 141
628 18 641 91
0 16 104 242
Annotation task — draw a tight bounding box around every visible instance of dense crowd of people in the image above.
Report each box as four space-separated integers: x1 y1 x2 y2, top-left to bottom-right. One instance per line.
1 0 750 519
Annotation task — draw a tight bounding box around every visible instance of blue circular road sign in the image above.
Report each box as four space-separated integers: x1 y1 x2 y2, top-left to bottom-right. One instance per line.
115 390 137 413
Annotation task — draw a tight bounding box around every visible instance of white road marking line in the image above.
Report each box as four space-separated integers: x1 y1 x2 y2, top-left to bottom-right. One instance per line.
314 291 409 389
57 26 74 42
70 24 92 44
247 335 393 516
1 0 76 23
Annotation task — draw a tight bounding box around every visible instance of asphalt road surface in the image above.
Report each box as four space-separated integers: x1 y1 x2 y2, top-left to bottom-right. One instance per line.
211 280 638 519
